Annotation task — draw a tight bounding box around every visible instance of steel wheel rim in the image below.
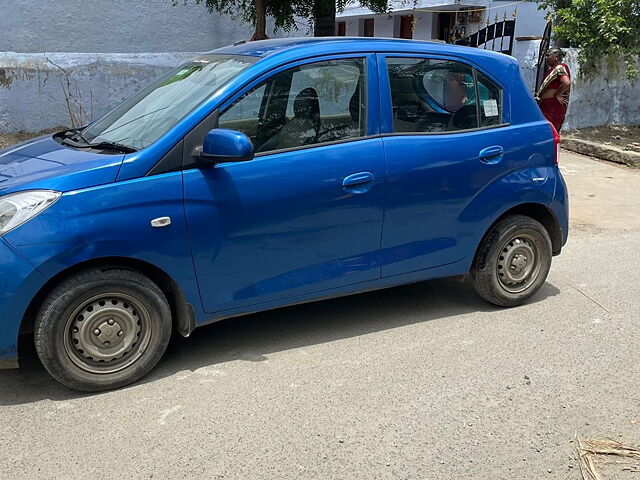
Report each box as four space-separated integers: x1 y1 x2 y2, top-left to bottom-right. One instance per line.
63 293 152 374
496 233 543 294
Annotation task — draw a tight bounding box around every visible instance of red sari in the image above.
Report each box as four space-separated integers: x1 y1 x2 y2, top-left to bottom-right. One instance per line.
536 63 571 132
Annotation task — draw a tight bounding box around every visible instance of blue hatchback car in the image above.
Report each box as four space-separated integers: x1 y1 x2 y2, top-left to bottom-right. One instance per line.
0 38 568 391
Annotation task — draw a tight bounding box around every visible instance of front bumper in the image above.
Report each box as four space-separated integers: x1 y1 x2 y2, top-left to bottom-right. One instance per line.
0 238 46 368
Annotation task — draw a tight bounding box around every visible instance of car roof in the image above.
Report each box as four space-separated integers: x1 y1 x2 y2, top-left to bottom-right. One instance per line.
211 37 512 63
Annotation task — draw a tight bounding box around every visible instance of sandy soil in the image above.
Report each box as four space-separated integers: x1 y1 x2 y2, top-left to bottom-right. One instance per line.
564 125 640 152
0 128 64 149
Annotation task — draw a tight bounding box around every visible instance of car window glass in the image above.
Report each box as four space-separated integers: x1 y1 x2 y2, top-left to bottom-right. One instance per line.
476 71 502 127
219 58 366 153
221 84 266 122
287 63 361 117
387 57 479 133
81 55 254 151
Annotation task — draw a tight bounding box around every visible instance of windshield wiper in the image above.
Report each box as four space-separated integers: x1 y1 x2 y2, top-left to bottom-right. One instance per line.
60 136 90 148
87 141 138 153
60 137 137 153
69 127 91 145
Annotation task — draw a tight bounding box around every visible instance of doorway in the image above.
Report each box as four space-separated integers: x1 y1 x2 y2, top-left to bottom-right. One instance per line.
437 12 456 42
399 15 413 39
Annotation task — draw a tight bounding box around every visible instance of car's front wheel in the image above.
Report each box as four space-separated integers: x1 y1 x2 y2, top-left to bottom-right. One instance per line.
471 214 552 307
34 267 172 392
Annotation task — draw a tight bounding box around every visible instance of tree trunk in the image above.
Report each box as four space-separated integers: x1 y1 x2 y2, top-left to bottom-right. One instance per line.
251 0 268 41
313 0 336 37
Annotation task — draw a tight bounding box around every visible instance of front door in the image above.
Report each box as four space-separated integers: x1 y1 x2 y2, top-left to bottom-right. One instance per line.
379 55 512 277
184 55 385 313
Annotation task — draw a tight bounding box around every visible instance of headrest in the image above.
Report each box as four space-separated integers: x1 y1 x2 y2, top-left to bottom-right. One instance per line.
294 87 320 119
451 104 478 129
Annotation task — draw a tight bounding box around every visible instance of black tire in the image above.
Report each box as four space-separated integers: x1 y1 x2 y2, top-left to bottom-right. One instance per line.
34 267 172 392
470 215 552 307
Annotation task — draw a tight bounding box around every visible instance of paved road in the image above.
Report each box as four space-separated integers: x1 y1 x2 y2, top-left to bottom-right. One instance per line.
1 151 639 479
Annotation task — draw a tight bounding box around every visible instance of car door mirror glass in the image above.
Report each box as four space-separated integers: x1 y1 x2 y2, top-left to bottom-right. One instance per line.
200 128 254 164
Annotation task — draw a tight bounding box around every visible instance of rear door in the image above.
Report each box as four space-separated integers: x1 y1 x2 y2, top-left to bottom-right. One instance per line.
183 54 385 313
378 54 515 277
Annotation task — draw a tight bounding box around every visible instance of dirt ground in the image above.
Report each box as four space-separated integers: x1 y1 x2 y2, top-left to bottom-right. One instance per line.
564 125 640 153
0 128 63 149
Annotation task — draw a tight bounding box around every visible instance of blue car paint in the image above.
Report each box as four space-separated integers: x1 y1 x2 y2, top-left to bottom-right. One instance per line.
0 37 569 366
184 137 386 313
0 135 122 195
202 129 254 160
0 237 47 366
4 172 202 314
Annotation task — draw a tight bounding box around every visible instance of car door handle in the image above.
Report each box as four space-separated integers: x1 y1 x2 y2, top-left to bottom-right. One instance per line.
342 172 375 193
479 145 504 163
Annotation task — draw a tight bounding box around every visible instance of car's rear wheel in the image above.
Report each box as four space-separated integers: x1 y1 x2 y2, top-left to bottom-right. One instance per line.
34 268 172 392
471 215 552 307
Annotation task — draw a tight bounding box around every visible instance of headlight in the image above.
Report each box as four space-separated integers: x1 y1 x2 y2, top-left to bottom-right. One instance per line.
0 190 61 235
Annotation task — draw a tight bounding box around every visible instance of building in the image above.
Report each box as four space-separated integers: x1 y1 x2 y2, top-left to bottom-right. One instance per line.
336 0 549 60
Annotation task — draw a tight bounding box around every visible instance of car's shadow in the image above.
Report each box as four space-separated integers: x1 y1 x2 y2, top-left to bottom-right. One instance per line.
0 278 560 405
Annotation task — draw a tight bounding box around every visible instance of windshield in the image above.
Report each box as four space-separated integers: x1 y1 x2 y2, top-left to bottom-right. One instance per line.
81 54 256 151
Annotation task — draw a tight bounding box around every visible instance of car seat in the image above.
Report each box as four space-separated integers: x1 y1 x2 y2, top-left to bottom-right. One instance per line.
277 87 321 149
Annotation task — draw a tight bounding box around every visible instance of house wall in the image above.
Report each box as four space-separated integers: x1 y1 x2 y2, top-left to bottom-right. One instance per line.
490 1 546 38
0 0 306 133
374 16 395 38
413 13 436 41
0 0 253 53
0 52 199 133
512 42 640 130
342 12 436 41
338 0 548 43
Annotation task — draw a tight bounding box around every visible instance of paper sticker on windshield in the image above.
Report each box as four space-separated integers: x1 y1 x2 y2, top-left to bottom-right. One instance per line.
482 99 499 117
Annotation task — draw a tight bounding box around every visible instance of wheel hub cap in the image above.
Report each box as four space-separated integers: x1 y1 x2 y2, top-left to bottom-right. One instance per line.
64 294 151 374
510 254 528 274
496 236 541 294
94 319 122 344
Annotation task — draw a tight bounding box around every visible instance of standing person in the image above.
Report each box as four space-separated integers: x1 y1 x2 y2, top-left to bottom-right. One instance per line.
536 47 571 132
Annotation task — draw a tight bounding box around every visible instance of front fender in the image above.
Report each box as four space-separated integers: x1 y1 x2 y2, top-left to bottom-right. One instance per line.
3 171 206 324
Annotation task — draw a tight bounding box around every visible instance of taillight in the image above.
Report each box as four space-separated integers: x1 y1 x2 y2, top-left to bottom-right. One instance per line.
549 122 560 165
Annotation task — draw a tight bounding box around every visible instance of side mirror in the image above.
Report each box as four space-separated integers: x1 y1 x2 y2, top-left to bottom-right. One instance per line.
199 128 254 164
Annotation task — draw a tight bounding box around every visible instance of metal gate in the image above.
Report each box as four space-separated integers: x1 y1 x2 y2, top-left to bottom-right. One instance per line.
460 17 516 55
535 21 553 94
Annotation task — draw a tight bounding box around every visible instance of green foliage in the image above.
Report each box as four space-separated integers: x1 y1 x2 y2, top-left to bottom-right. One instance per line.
180 0 389 35
539 0 640 78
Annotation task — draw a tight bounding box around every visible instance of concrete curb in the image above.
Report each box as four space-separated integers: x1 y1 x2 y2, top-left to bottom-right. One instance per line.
561 137 640 168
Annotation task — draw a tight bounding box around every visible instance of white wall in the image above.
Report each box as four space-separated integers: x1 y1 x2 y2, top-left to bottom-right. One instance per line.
413 12 436 41
374 16 396 37
342 12 436 40
343 18 360 36
0 52 197 133
490 1 549 38
512 43 640 129
0 0 260 53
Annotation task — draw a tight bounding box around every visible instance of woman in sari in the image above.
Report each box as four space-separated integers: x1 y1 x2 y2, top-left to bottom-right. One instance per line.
536 47 571 132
